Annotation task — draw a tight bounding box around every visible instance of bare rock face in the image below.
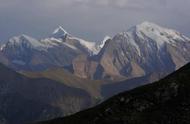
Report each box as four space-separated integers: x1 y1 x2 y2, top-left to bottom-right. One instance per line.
95 22 190 80
72 55 99 79
70 22 190 81
0 28 97 71
1 22 190 82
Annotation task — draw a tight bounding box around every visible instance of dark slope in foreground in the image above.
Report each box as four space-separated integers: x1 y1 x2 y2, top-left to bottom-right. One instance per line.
0 64 91 124
40 63 190 124
101 73 157 98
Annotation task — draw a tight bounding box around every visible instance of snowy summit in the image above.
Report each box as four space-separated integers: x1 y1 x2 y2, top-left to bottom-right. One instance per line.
51 26 68 39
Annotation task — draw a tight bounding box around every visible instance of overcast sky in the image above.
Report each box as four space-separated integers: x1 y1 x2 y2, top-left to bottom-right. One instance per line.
0 0 190 42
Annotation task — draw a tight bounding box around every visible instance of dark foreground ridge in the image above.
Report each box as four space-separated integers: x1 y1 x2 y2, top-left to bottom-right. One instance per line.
0 64 91 124
40 63 190 124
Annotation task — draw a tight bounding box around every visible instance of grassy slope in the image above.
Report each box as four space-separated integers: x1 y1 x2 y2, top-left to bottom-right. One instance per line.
40 63 190 124
22 68 107 98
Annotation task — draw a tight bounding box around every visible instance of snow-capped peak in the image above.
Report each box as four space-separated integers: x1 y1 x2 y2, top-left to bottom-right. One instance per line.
53 26 68 34
135 21 188 40
99 36 111 48
51 26 68 39
135 21 176 35
127 21 190 48
137 21 161 29
5 34 45 49
67 36 98 55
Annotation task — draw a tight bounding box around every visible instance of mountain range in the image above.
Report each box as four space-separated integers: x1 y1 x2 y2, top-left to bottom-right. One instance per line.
1 21 190 98
0 21 190 124
0 29 99 71
1 22 190 81
39 62 190 124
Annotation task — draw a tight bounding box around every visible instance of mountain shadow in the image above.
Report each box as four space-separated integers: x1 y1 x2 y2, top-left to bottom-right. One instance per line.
40 62 190 124
0 64 91 124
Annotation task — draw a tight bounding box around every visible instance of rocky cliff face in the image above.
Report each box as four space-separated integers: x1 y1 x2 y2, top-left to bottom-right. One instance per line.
0 27 98 71
1 22 190 81
72 55 99 79
81 22 190 80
